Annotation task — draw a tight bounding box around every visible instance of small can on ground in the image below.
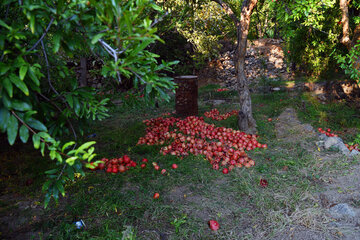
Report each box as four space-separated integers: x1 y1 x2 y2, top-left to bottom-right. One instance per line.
74 219 86 229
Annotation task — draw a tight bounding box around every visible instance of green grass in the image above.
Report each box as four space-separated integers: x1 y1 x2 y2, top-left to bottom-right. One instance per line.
1 83 360 239
295 92 360 141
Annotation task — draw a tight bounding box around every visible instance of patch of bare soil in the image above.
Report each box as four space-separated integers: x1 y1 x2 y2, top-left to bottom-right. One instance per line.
165 179 257 239
273 108 360 240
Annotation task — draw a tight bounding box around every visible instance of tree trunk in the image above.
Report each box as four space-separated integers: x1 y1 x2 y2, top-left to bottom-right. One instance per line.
213 0 257 133
79 57 87 87
340 0 360 81
340 0 351 49
236 0 258 134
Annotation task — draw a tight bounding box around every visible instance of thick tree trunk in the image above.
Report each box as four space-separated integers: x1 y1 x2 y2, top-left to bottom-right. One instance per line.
236 0 258 134
340 0 351 49
79 57 87 87
213 0 257 133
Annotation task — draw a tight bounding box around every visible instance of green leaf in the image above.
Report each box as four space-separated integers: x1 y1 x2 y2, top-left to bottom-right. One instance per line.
53 33 61 53
19 125 29 143
62 141 76 152
3 78 13 98
150 3 163 12
146 83 152 94
129 39 153 57
0 19 11 29
73 97 80 116
75 141 96 155
0 63 10 75
65 156 78 166
50 150 56 160
9 74 29 96
66 166 74 180
0 108 10 132
7 115 18 145
30 15 35 34
19 65 28 81
55 181 65 197
2 93 12 109
44 192 51 209
45 169 58 175
91 33 105 44
42 180 52 192
56 152 62 163
32 134 40 149
40 142 46 156
12 100 32 111
27 118 47 131
28 67 40 86
65 95 73 108
24 110 37 121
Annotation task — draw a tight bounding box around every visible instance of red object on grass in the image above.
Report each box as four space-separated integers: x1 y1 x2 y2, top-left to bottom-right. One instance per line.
260 179 268 187
208 220 220 231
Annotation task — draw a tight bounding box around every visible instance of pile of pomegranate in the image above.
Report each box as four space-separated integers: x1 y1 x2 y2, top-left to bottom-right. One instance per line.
90 155 137 174
204 109 238 121
137 114 267 173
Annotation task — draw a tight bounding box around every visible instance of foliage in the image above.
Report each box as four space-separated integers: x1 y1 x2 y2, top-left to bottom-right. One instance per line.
273 0 341 75
0 0 177 207
162 0 231 59
171 214 187 233
350 133 360 146
335 42 360 84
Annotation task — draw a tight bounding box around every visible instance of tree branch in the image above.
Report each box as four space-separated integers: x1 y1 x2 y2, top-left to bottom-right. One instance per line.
98 39 122 83
151 11 170 27
41 40 60 95
11 110 76 181
28 18 54 52
212 0 239 25
37 92 77 141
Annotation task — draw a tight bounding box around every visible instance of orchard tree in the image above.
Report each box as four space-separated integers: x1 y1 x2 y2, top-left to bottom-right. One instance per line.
212 0 258 133
161 0 258 133
0 0 177 207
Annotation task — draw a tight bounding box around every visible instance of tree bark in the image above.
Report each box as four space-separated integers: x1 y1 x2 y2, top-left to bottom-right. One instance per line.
340 0 351 49
213 0 257 133
236 0 258 134
79 57 88 87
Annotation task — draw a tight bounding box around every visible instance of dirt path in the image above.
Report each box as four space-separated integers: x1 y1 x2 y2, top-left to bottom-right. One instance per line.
273 108 360 240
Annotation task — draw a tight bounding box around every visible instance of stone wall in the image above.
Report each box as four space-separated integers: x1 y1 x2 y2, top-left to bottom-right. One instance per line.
201 39 292 89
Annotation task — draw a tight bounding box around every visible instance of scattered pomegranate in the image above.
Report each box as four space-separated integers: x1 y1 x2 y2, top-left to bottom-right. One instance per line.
204 108 238 121
171 163 178 169
222 168 229 174
317 127 338 137
153 192 160 199
141 163 146 169
267 118 272 122
215 88 229 92
345 143 359 152
260 179 268 187
208 220 220 231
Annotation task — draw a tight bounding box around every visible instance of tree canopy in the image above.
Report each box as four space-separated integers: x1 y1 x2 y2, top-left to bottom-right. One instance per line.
1 0 360 207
